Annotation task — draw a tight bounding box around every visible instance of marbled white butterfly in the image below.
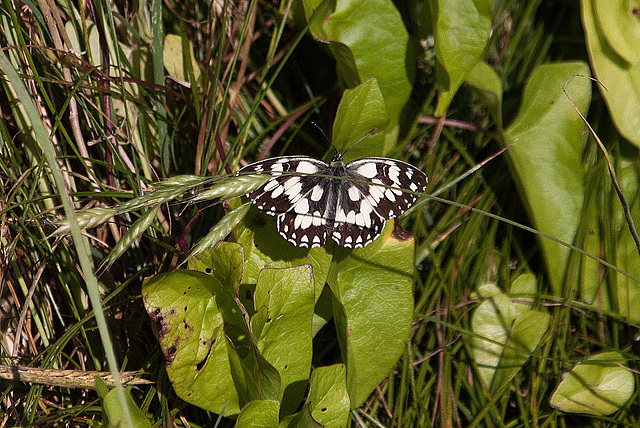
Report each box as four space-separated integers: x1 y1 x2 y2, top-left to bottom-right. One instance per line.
239 152 427 249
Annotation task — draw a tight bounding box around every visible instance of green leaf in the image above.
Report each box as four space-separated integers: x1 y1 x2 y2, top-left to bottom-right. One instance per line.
591 0 640 64
576 179 602 306
236 400 280 428
66 20 102 68
613 155 640 322
434 0 492 115
95 376 109 399
470 286 549 392
219 269 282 407
97 377 152 428
510 273 537 313
163 33 201 85
303 0 412 130
473 282 502 299
278 403 323 428
550 352 635 416
226 327 282 406
470 290 517 387
466 61 504 132
307 365 350 427
327 221 414 406
188 242 245 285
142 243 245 415
235 207 332 303
504 62 592 294
253 266 315 415
581 0 640 146
489 310 549 393
510 273 537 296
332 79 389 160
143 270 240 413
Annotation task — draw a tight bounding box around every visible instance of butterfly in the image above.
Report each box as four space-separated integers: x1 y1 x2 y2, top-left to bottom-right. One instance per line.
238 152 427 249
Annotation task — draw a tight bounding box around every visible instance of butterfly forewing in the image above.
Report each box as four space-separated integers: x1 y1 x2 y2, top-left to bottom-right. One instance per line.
239 154 427 249
241 156 327 213
345 157 428 219
240 156 331 247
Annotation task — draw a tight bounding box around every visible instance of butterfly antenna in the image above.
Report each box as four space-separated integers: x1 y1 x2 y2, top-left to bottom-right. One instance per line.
310 122 339 154
341 128 377 156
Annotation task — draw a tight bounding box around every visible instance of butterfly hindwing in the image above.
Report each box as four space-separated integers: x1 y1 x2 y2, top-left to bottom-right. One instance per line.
277 209 327 248
330 179 387 248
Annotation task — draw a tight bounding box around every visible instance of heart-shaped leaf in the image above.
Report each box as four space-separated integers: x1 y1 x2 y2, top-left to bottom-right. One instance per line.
253 266 315 414
504 61 591 294
581 0 640 146
550 351 635 415
327 220 415 406
303 0 411 135
433 0 492 115
236 400 279 427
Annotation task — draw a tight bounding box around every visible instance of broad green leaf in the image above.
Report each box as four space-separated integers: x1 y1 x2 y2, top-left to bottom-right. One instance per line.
303 0 412 135
279 403 323 428
550 352 635 415
95 376 109 399
576 176 603 306
99 378 152 428
277 367 350 428
327 221 414 406
581 0 640 146
510 273 536 295
473 282 502 299
466 61 504 132
163 33 201 85
332 79 389 161
188 242 245 284
592 0 640 64
470 291 517 387
131 7 153 44
504 62 591 294
225 313 282 407
434 0 492 115
236 400 280 428
612 155 640 321
312 284 335 337
307 365 350 427
470 285 549 391
235 207 332 303
253 266 315 415
510 273 537 313
143 268 241 414
489 310 549 393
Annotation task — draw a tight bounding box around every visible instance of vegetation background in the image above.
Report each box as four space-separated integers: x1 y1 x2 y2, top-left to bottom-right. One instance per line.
1 0 639 426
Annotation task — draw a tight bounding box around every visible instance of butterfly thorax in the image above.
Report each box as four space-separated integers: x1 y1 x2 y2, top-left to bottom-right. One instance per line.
330 152 345 169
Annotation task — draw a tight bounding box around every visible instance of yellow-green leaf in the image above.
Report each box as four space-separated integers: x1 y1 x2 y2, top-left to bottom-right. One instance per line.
550 352 635 415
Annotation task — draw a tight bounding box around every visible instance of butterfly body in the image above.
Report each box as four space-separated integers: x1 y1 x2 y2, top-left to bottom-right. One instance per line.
239 153 427 249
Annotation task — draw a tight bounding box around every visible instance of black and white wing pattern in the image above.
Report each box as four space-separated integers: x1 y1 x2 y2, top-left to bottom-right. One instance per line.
238 153 427 249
